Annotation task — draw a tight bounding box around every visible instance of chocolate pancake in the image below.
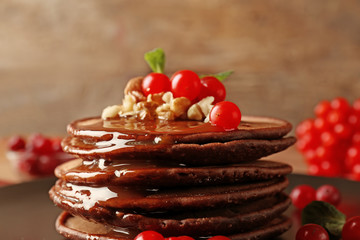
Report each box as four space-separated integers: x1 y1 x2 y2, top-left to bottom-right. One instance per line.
55 159 292 187
62 116 295 164
56 211 291 240
54 194 291 237
49 177 288 214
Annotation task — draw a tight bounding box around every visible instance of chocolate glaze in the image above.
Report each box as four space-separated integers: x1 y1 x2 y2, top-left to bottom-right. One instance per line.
55 193 291 237
55 159 292 187
62 116 294 161
49 177 289 213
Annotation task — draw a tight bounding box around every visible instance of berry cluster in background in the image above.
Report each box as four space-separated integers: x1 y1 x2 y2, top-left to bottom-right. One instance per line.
296 97 360 180
7 134 73 177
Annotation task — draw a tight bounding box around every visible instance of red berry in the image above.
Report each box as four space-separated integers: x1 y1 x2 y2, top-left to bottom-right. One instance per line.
352 132 360 144
315 185 341 206
142 73 171 96
351 164 360 181
208 236 231 240
317 160 343 177
209 101 241 131
170 70 201 101
320 131 337 147
290 185 316 210
308 164 321 175
333 123 352 139
296 224 329 240
314 118 330 132
327 110 345 125
51 138 64 152
37 155 59 175
314 100 331 118
331 97 350 114
135 231 164 240
345 146 360 171
342 216 360 240
296 119 315 137
198 76 226 103
29 134 53 155
8 135 26 151
18 152 39 175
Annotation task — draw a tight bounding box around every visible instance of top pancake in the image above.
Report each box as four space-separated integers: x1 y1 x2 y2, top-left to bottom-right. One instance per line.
62 116 295 163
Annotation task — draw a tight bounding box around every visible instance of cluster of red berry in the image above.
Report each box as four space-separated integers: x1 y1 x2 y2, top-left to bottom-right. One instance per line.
296 97 360 179
290 184 341 210
142 70 241 131
296 219 360 240
7 134 72 177
134 230 230 240
290 184 360 240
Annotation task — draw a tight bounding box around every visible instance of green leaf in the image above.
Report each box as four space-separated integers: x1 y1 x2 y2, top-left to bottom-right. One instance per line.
199 70 234 82
144 48 165 73
302 201 346 237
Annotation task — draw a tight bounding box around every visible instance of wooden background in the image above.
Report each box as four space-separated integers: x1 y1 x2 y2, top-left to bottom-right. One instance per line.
1 0 360 136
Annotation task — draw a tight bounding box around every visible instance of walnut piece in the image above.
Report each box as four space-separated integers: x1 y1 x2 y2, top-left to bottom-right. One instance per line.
102 77 215 122
101 105 122 119
187 96 214 121
124 77 143 95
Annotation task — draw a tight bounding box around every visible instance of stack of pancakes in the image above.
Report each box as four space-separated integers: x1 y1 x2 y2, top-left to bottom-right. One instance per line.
49 115 296 240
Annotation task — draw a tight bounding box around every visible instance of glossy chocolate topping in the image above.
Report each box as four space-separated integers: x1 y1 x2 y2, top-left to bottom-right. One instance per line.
62 116 294 160
55 158 292 187
50 177 288 212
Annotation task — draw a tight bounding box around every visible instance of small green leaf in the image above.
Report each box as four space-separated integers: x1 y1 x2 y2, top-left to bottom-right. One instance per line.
144 48 165 73
199 70 234 82
302 201 346 237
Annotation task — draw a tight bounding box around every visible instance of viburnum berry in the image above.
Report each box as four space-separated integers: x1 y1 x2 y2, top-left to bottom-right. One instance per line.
7 134 72 177
296 224 329 240
296 97 360 179
134 231 164 240
342 216 360 240
170 70 201 101
209 101 241 131
315 185 341 206
331 97 351 115
37 155 59 175
314 100 331 119
8 135 26 151
28 133 53 155
142 73 171 96
18 152 39 176
198 76 226 103
51 137 64 152
351 164 360 181
290 185 316 210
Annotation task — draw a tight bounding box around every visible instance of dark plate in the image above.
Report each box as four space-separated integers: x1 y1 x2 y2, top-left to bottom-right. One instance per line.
0 174 359 239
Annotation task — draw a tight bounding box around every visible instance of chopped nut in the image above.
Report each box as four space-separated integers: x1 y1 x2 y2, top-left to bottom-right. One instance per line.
101 105 121 119
134 101 159 114
124 77 143 95
156 104 175 120
171 97 191 117
187 104 204 121
198 96 215 116
162 92 174 104
147 92 165 105
129 90 146 102
121 94 137 112
187 96 215 121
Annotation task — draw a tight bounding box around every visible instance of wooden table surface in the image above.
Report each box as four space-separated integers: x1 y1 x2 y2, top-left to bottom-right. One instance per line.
0 137 306 185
